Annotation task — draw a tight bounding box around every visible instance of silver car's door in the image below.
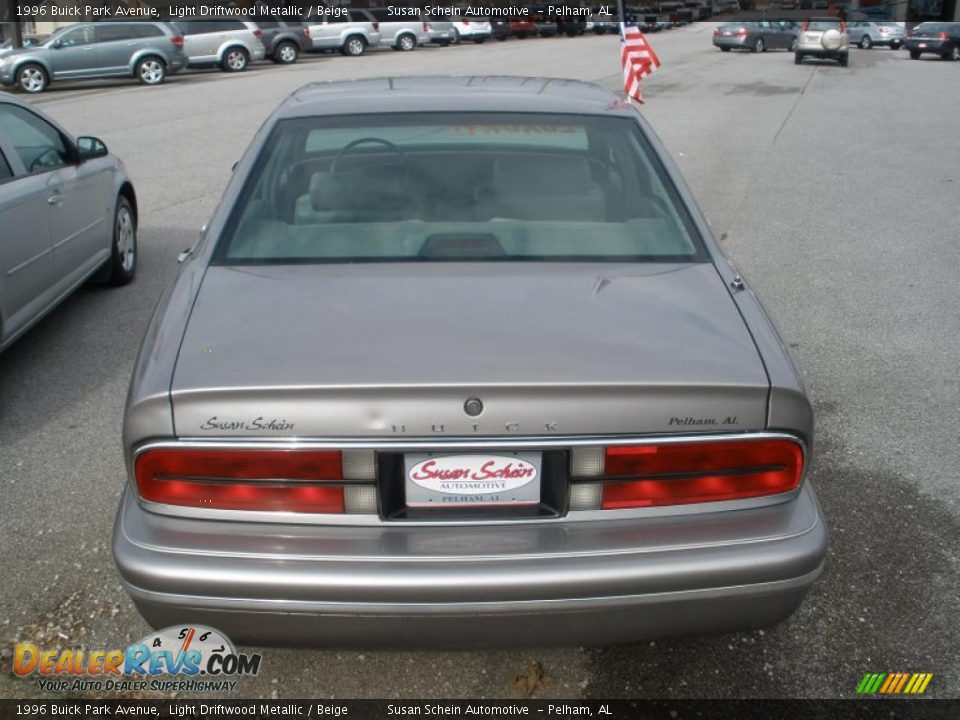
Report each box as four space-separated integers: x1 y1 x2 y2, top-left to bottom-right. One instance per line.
0 103 109 292
93 22 139 75
47 25 100 78
0 125 54 342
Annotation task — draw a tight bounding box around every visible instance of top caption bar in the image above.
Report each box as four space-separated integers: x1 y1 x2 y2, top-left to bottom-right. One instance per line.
11 2 629 21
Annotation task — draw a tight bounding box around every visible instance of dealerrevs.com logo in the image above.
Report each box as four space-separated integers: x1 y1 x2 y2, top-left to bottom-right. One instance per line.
13 625 261 693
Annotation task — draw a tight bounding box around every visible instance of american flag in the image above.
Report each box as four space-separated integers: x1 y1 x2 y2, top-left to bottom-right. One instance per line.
621 26 661 103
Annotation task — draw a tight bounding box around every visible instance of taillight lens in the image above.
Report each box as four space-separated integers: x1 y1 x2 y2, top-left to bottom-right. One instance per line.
570 438 804 510
939 32 948 40
253 29 262 39
734 27 747 35
801 21 809 31
372 21 380 31
171 35 184 48
424 22 430 31
134 448 376 513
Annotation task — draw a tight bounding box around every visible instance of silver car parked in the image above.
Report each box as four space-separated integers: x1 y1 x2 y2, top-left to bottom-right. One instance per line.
0 22 187 94
0 92 137 351
845 21 905 49
368 10 431 51
174 19 266 72
304 9 382 56
112 76 826 648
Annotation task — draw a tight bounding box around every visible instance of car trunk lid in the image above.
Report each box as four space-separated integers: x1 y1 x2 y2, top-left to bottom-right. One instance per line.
170 263 770 438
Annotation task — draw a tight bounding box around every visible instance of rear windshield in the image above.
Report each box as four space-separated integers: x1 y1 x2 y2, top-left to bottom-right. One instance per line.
214 113 704 264
914 23 950 33
806 20 842 31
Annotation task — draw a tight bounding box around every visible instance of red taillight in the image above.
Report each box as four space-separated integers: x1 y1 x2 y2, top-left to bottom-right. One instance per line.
801 21 809 31
135 448 345 513
424 21 430 31
253 29 262 39
939 32 948 40
461 20 470 26
302 27 310 38
372 21 380 31
734 27 748 35
713 28 720 35
589 439 803 509
171 34 184 48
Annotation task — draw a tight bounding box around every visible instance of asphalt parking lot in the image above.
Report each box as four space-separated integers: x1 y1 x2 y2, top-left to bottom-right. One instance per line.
1 25 958 700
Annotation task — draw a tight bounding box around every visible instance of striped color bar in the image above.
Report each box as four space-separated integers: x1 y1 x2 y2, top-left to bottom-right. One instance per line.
857 673 933 694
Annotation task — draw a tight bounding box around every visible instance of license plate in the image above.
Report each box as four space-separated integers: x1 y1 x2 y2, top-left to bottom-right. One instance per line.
918 43 927 48
404 452 541 508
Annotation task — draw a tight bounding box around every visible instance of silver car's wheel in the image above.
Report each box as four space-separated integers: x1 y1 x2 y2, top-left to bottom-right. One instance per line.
450 28 461 44
16 64 48 94
860 35 872 49
275 42 298 64
753 37 765 53
397 34 416 51
136 57 165 85
222 48 248 72
97 195 137 286
343 36 366 56
951 45 960 61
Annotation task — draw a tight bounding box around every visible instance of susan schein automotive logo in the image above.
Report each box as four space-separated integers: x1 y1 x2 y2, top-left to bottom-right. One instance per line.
13 625 261 693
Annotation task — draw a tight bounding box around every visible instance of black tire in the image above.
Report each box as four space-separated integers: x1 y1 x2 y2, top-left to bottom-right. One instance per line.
839 53 849 67
450 28 460 45
789 38 797 52
221 46 249 72
752 37 765 53
794 52 803 64
342 35 367 56
396 34 416 51
949 45 960 61
135 56 166 85
474 38 485 44
720 47 731 52
909 49 921 59
273 41 299 64
16 63 48 94
860 35 872 49
97 195 137 286
890 41 902 50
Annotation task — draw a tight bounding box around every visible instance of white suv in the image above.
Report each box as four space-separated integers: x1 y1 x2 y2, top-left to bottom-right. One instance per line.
795 18 849 66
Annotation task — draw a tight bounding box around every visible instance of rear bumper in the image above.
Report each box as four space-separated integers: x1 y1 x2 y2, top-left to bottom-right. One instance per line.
904 40 947 54
113 483 828 648
713 36 748 48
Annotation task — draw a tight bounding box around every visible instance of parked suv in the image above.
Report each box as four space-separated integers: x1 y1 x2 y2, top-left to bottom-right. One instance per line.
253 20 310 64
367 10 430 51
0 21 186 94
174 19 266 72
794 18 849 66
304 9 382 56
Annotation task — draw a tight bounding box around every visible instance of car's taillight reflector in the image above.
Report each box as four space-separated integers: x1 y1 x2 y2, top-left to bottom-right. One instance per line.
734 27 747 35
134 448 372 513
602 439 803 508
939 32 948 40
253 29 262 39
570 438 803 510
801 21 810 31
171 35 184 48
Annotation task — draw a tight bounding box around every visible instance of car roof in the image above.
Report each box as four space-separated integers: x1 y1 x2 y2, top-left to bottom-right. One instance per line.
280 76 634 118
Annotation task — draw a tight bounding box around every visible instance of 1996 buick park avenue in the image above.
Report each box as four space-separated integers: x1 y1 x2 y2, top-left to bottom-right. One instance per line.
112 76 827 647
